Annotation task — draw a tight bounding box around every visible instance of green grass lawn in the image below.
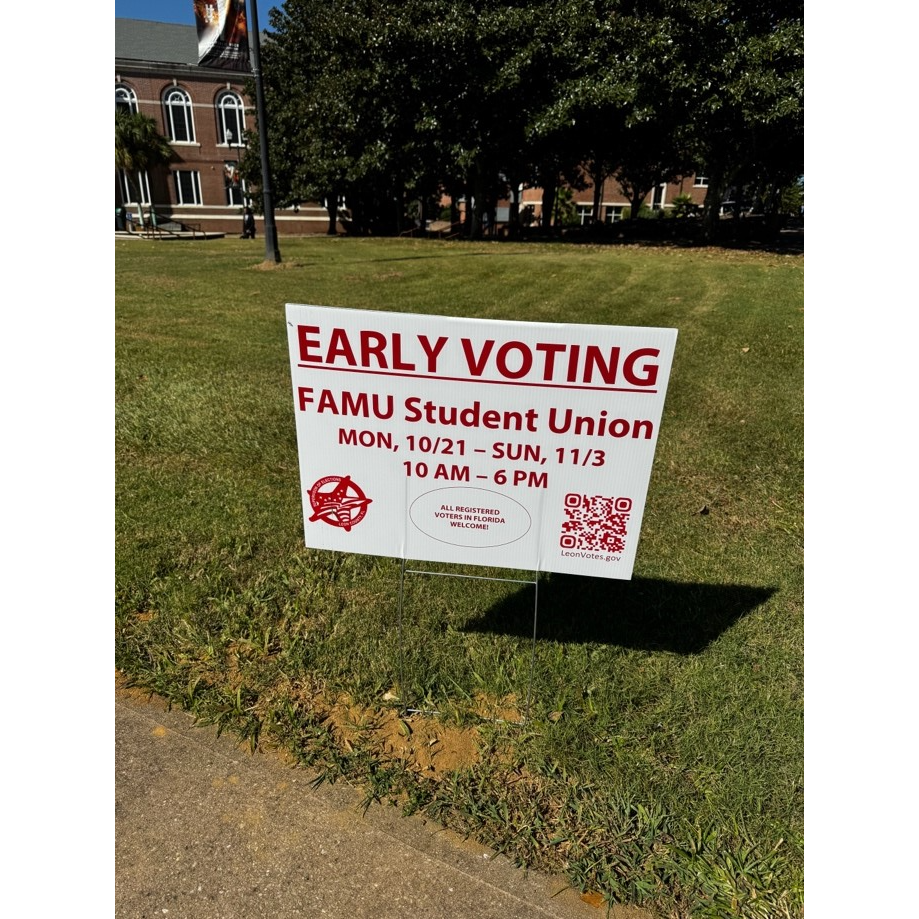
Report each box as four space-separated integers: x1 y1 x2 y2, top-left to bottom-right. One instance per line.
116 236 803 918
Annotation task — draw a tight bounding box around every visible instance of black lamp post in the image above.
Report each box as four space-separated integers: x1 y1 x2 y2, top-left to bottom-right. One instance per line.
247 0 281 263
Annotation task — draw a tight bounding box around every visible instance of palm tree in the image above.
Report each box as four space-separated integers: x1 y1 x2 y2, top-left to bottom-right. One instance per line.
115 111 175 225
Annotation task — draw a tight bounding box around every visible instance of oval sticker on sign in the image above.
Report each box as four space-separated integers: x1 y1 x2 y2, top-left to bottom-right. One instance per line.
409 487 532 548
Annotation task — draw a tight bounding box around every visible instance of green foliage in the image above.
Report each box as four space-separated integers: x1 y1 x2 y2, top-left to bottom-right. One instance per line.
250 0 802 238
670 194 700 218
620 204 653 220
553 186 579 227
685 1 804 232
115 110 174 173
116 237 803 919
115 110 175 203
780 178 804 216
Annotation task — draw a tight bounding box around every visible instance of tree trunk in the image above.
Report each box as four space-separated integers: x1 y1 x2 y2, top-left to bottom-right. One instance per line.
469 169 486 240
701 168 726 242
461 182 473 237
628 190 645 221
418 196 429 238
590 160 605 224
325 191 339 235
541 180 556 230
127 171 144 227
507 180 521 239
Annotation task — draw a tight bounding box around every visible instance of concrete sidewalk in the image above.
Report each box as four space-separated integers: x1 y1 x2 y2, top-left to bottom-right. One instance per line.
116 686 643 919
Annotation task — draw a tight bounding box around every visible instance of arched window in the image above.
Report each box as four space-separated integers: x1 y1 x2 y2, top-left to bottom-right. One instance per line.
163 88 195 143
218 92 248 206
116 84 137 115
216 91 246 147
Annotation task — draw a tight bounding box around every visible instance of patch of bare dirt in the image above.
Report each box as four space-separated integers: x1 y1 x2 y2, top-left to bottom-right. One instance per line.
116 670 162 703
249 259 304 270
118 669 491 778
322 693 481 777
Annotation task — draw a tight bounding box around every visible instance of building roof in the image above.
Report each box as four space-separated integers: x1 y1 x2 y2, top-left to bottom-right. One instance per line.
115 18 200 67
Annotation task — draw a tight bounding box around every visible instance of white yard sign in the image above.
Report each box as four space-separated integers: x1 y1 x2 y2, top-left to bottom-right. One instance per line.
286 305 677 580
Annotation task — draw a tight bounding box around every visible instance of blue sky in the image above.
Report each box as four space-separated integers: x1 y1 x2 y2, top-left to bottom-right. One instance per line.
115 0 278 27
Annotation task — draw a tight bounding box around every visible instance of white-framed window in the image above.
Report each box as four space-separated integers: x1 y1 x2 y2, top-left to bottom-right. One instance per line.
652 185 666 210
163 88 195 143
118 169 151 205
604 205 624 224
693 175 709 187
227 184 246 207
217 91 246 146
576 205 593 226
173 170 203 205
223 161 247 206
116 84 138 114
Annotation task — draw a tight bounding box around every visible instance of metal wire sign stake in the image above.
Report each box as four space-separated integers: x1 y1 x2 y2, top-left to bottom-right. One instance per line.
395 559 540 725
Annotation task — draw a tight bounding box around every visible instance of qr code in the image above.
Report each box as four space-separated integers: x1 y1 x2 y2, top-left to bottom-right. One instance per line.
560 493 632 553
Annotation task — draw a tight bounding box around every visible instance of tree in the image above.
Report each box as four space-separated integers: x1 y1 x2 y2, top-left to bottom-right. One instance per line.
245 0 802 240
252 0 455 236
676 0 804 237
115 111 175 212
256 0 592 238
436 0 598 237
590 2 692 221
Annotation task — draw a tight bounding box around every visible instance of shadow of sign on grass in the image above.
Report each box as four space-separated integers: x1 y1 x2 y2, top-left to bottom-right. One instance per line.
461 575 776 655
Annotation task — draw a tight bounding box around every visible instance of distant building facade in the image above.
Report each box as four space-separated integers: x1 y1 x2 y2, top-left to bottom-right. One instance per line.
117 17 712 237
115 18 331 236
506 175 710 229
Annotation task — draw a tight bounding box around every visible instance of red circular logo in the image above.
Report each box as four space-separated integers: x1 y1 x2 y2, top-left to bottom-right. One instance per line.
308 475 372 532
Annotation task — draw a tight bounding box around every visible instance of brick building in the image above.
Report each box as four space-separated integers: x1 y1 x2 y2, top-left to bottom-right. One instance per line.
499 172 709 230
115 18 330 236
531 174 710 226
117 17 710 237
